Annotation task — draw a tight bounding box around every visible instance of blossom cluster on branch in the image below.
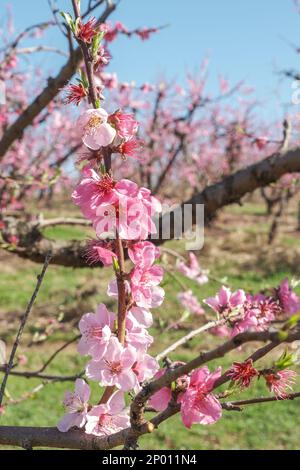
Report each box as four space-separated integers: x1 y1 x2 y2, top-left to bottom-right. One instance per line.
54 3 299 440
57 3 165 436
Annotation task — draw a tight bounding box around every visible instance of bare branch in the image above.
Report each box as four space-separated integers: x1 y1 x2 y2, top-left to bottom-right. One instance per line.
0 252 52 406
15 46 69 57
2 144 300 266
37 335 80 373
222 392 300 410
0 368 83 382
155 318 227 362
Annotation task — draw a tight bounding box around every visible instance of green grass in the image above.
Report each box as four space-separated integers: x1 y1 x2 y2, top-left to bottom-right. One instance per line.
0 264 97 311
43 225 93 241
1 200 300 449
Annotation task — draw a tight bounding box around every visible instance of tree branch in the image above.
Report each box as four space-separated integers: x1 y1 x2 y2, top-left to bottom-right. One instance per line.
222 392 300 411
155 318 227 362
2 144 300 266
130 329 300 431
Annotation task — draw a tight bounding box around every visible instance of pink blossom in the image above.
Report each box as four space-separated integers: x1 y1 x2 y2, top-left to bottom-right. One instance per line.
136 27 158 40
264 369 297 399
128 241 160 269
204 286 246 315
64 83 87 106
57 379 90 432
85 239 116 266
177 253 208 285
109 110 139 139
78 304 115 359
177 290 205 316
231 309 258 337
148 369 172 412
95 45 111 69
140 83 154 93
132 351 159 391
7 235 19 245
131 284 165 309
76 17 98 43
93 179 161 240
252 136 267 150
72 169 115 220
246 298 279 330
100 72 118 89
178 367 222 428
77 108 116 150
130 265 165 308
86 337 138 391
85 391 129 436
17 354 27 366
94 245 116 266
209 325 231 337
127 306 153 328
126 315 153 351
107 278 131 299
276 278 300 316
227 359 258 388
117 137 141 159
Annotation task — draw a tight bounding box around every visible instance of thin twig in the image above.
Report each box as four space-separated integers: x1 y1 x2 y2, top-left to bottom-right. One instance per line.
0 368 84 382
37 335 80 373
222 391 300 410
0 252 52 406
155 318 227 362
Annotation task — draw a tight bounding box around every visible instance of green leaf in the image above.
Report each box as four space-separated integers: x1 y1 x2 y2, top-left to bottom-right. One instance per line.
112 256 120 273
49 168 62 186
79 70 89 90
74 17 81 35
282 313 300 331
92 31 106 57
95 98 101 109
278 330 289 341
4 388 11 399
60 11 76 34
274 349 297 370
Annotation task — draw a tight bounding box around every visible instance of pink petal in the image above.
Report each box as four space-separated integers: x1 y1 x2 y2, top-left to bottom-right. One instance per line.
75 378 90 403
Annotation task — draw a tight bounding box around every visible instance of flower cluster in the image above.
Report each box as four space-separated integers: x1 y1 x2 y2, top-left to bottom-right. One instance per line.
227 359 297 399
227 359 258 388
59 171 163 433
203 281 300 338
177 252 209 285
75 107 141 159
58 17 164 430
177 290 204 316
149 366 223 426
57 6 299 440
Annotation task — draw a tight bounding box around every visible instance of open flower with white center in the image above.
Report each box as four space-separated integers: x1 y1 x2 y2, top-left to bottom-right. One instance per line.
77 108 116 150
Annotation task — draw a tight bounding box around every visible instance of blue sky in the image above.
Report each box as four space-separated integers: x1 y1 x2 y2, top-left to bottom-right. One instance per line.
2 0 300 121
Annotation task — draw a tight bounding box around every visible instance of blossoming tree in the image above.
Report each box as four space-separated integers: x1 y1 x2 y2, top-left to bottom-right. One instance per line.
1 0 300 451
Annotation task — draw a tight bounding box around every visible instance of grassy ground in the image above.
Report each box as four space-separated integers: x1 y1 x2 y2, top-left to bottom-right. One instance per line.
1 197 300 449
